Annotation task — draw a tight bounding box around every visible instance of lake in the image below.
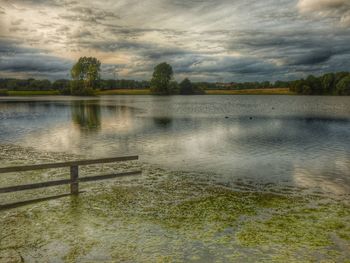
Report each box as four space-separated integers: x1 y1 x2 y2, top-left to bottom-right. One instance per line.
1 95 350 262
1 95 349 193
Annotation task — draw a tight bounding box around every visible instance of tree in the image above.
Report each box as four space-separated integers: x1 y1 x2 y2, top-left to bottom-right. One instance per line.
179 78 194 95
70 80 85 95
306 75 321 94
335 72 349 84
169 81 179 94
71 57 101 95
53 79 70 94
336 75 350 95
6 79 29 90
302 85 312 95
321 73 335 94
150 62 173 95
29 79 52 90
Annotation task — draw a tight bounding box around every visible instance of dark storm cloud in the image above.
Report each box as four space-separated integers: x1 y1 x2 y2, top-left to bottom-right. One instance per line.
176 56 279 75
225 28 350 69
287 50 333 66
0 40 37 55
123 52 281 82
0 40 72 78
81 39 192 60
0 56 70 72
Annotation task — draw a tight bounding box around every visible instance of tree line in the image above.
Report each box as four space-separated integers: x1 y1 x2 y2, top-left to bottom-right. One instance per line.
149 62 204 95
0 78 150 93
0 57 349 95
211 72 350 95
147 62 349 96
289 72 350 95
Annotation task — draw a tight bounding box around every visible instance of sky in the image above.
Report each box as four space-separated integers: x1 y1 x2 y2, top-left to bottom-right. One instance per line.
0 0 349 82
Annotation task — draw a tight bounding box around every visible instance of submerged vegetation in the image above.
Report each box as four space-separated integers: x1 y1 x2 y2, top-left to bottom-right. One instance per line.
0 145 349 262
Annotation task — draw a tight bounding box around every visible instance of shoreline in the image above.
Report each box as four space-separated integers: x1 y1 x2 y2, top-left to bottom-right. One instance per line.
2 88 294 96
99 88 294 95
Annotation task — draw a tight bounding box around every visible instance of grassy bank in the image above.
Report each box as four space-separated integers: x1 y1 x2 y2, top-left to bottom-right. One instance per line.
7 90 60 96
206 88 293 95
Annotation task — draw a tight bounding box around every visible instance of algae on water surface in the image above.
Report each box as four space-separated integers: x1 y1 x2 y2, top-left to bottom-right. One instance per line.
0 144 349 262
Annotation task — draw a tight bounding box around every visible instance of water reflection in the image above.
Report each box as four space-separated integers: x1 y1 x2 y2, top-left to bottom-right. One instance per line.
71 101 101 133
153 117 173 128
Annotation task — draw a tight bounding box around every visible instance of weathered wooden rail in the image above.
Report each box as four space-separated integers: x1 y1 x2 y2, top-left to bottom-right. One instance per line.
0 156 141 195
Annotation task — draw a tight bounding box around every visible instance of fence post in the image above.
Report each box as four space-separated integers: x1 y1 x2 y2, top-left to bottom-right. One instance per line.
70 165 79 195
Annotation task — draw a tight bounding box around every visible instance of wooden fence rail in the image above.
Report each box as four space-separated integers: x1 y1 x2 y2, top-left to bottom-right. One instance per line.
0 156 141 195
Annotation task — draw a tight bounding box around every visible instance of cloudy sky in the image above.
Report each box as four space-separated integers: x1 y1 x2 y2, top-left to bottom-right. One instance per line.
0 0 349 82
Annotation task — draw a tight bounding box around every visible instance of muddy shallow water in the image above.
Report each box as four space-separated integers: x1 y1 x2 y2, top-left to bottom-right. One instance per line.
0 95 350 262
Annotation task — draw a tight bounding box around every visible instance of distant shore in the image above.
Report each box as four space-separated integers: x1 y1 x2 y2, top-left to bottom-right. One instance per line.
2 88 294 96
6 90 60 96
100 88 294 95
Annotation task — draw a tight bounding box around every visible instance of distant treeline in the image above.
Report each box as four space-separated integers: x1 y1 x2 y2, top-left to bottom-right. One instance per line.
176 72 350 95
211 81 276 90
0 79 150 93
289 72 350 95
0 78 219 93
0 71 349 95
214 72 350 95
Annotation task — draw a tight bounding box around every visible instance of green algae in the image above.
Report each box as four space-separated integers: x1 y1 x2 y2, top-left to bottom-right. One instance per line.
1 144 350 262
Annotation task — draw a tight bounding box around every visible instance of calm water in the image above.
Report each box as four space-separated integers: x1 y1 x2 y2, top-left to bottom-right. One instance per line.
1 95 349 194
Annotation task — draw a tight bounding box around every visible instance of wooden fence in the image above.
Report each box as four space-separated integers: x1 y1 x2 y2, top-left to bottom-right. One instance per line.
0 156 141 195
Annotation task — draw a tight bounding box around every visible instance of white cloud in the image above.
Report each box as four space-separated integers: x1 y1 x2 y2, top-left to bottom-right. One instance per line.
298 0 350 26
